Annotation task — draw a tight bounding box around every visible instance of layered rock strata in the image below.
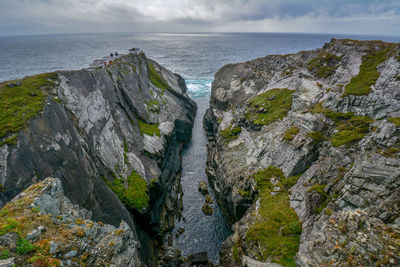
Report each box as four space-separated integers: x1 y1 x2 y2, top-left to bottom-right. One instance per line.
204 39 400 266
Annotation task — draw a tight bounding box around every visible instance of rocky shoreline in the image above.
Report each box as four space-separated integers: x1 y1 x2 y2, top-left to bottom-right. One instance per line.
204 39 400 266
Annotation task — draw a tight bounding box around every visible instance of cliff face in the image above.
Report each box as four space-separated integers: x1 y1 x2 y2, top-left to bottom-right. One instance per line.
204 39 400 266
0 52 196 265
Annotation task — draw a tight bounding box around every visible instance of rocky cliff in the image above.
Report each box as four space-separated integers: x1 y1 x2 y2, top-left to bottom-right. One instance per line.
0 51 196 266
204 39 400 266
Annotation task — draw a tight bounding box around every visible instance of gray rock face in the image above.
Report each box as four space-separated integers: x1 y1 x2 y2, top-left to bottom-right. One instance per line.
204 39 400 266
0 52 196 265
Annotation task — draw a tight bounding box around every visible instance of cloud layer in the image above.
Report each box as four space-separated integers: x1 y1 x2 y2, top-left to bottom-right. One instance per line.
0 0 399 36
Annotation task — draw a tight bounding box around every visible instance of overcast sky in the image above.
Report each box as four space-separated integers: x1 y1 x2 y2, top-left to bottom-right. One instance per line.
0 0 399 36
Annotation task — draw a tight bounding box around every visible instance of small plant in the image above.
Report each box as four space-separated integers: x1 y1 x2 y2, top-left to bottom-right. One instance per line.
283 126 299 141
16 238 35 255
306 131 326 143
219 125 241 142
138 119 160 137
0 249 10 259
387 117 400 127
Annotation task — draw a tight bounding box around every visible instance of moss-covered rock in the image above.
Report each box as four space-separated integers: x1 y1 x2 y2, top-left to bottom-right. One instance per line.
246 88 294 126
201 203 213 216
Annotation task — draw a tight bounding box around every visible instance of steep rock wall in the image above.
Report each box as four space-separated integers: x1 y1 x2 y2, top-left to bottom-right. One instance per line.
0 52 196 265
204 39 400 266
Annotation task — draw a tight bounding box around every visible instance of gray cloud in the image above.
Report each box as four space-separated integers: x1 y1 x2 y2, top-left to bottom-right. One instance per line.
0 0 399 36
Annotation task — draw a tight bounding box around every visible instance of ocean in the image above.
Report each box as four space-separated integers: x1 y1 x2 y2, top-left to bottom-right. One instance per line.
1 32 399 262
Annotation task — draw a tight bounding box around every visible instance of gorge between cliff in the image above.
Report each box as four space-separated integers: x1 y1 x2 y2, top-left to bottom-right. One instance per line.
1 33 400 266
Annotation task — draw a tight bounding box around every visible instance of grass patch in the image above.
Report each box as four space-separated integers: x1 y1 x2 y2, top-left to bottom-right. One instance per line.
283 126 299 141
102 170 149 211
307 52 342 78
0 249 10 259
310 103 373 147
148 63 170 90
388 117 400 127
138 119 160 137
343 48 390 96
246 88 294 126
306 131 326 143
246 166 301 267
16 237 36 255
382 147 400 158
0 73 57 141
219 125 241 142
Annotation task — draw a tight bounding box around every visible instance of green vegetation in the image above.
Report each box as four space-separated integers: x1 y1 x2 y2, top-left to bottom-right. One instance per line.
310 102 373 147
0 73 57 142
306 131 326 143
388 117 400 127
343 48 390 96
145 99 160 114
102 170 149 211
0 249 10 259
148 63 170 90
283 126 299 141
239 189 251 198
307 52 343 78
16 237 36 254
382 147 400 158
138 119 160 137
246 88 294 126
232 245 239 262
219 125 241 142
246 166 301 267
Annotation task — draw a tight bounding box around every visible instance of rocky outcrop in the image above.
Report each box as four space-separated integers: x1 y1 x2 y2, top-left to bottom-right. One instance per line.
0 178 141 267
204 39 400 266
0 52 196 265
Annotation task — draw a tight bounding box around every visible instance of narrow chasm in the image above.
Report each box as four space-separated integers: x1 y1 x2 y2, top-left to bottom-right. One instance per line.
172 85 231 263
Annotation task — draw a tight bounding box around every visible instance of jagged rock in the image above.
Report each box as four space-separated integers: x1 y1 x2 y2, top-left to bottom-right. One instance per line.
0 178 142 267
198 181 209 195
0 258 14 267
26 226 45 241
204 39 400 266
202 203 213 216
187 252 209 265
205 195 213 204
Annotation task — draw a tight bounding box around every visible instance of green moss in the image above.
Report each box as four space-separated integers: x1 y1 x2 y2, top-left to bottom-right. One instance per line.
0 218 19 235
145 99 160 114
0 249 10 259
0 134 18 146
343 48 390 96
232 245 239 262
148 63 170 90
388 117 400 127
16 238 35 255
307 52 342 78
283 126 299 141
306 131 326 143
246 167 301 267
0 73 57 140
219 125 241 142
310 103 373 147
239 189 250 198
246 88 294 126
138 119 160 137
382 147 400 158
102 170 149 211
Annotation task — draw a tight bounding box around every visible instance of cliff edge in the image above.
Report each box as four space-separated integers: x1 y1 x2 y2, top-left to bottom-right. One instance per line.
0 51 196 266
204 39 400 266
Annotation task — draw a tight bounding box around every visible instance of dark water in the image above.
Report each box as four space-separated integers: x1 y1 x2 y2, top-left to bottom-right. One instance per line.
1 32 399 262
